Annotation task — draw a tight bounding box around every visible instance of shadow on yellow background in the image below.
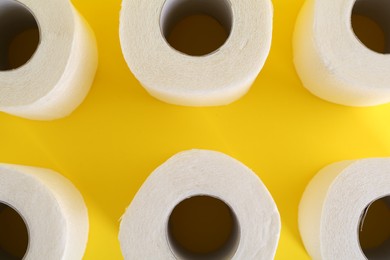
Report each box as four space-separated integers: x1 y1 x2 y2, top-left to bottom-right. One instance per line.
1 0 390 259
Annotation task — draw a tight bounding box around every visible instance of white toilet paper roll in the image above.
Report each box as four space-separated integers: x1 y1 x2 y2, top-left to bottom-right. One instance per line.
119 149 280 259
0 164 89 259
293 0 390 107
299 159 390 260
0 0 98 120
119 0 273 106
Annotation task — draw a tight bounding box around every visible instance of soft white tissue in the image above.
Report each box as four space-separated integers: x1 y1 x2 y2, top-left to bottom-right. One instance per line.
299 159 390 259
294 0 390 106
0 0 97 120
120 0 273 106
119 149 280 259
0 164 89 260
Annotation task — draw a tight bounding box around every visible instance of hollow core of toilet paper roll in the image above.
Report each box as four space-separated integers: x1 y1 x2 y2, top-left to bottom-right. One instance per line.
351 0 390 54
293 0 390 106
0 202 29 259
0 0 98 120
118 149 280 260
0 0 40 71
120 0 273 106
358 196 390 259
351 6 387 54
167 195 240 259
160 0 232 56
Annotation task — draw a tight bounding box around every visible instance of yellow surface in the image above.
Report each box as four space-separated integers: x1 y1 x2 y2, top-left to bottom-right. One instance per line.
1 0 390 259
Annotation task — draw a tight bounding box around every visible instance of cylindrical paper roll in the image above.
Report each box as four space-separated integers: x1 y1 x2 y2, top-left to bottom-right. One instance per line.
0 164 88 260
119 150 280 259
0 0 98 120
299 159 390 260
119 0 273 106
293 0 390 107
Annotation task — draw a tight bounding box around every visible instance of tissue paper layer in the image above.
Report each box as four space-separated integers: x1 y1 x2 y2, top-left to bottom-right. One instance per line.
0 0 97 120
299 159 390 260
120 0 273 106
293 0 390 106
119 149 280 259
0 164 88 260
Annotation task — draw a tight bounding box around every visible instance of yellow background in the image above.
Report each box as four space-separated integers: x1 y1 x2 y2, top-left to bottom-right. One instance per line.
1 0 390 259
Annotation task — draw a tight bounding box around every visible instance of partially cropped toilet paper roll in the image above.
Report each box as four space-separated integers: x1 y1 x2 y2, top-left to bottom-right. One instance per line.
119 0 273 106
0 164 89 259
0 0 98 120
299 159 390 260
293 0 390 107
119 149 280 259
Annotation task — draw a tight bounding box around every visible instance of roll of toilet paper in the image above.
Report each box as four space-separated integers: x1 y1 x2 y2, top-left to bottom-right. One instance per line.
0 164 89 259
119 149 280 259
119 0 273 106
293 0 390 106
299 159 390 260
0 0 97 120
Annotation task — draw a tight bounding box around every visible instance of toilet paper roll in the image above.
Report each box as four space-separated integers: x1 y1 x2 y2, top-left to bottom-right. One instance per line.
299 159 390 260
0 164 89 259
0 0 98 120
119 149 280 259
293 0 390 107
119 0 273 106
